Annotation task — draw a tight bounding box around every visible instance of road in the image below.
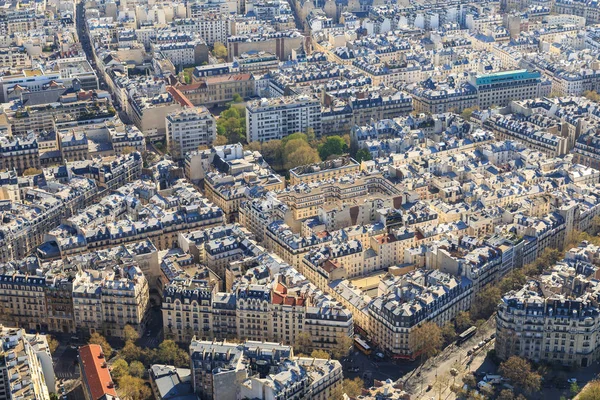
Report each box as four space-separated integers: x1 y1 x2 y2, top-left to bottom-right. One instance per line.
403 317 497 400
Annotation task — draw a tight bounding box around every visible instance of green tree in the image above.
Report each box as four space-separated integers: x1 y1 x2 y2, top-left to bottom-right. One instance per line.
123 325 139 343
50 393 60 400
118 375 152 400
111 359 129 381
331 333 353 359
212 42 228 59
284 144 320 170
579 381 600 400
317 135 347 160
88 332 113 359
354 148 372 162
260 139 283 169
232 93 243 103
571 381 580 397
310 349 330 359
156 340 189 368
119 341 143 364
129 360 146 378
499 356 541 394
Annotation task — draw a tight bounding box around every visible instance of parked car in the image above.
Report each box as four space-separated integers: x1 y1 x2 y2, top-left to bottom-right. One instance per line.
567 378 577 384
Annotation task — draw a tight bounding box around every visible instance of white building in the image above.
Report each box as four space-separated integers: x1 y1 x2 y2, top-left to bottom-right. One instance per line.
245 95 322 142
166 107 216 159
0 327 56 400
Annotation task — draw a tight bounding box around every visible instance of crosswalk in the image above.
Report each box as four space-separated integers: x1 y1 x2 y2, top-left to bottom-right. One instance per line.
56 372 77 379
142 336 160 348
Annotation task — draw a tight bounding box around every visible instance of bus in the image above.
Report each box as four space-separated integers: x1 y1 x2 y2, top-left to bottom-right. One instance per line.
456 326 477 345
354 336 372 355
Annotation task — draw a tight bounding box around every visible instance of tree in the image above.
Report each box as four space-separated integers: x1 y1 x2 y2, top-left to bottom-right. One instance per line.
355 148 372 162
310 349 330 359
412 322 443 361
342 377 363 397
470 284 502 320
455 311 473 332
498 389 515 400
213 135 228 146
579 381 600 400
111 359 129 381
441 322 456 344
47 336 59 355
129 360 145 378
331 333 353 359
296 331 313 354
212 42 228 59
460 106 479 121
89 332 113 359
232 93 243 103
123 325 139 343
121 146 137 155
120 341 143 364
118 375 152 400
156 340 189 368
23 168 42 176
284 145 320 170
261 139 284 170
583 90 600 102
50 393 60 400
499 356 541 394
317 135 347 160
571 381 580 397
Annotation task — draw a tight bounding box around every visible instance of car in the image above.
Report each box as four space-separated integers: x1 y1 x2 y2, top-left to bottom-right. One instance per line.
490 333 496 339
426 385 432 392
567 378 577 384
348 367 359 372
375 352 385 359
478 341 485 347
467 350 473 356
146 331 151 337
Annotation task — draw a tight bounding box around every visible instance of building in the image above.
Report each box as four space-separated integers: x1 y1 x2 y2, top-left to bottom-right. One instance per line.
368 269 473 359
0 327 55 400
79 344 119 400
246 95 322 142
289 156 360 185
496 258 600 368
468 69 548 109
189 339 342 400
166 107 216 160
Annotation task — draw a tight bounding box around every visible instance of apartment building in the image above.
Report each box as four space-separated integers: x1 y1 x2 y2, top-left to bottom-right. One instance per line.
174 15 230 45
0 137 41 175
0 327 55 400
496 259 600 367
166 107 216 160
468 69 548 109
369 269 473 359
79 345 118 400
72 266 149 338
190 339 342 400
246 95 322 142
179 73 255 107
289 156 360 185
162 264 353 352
